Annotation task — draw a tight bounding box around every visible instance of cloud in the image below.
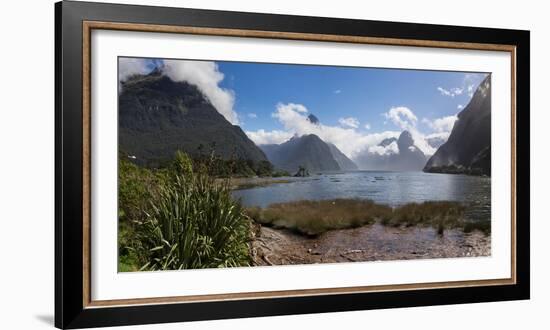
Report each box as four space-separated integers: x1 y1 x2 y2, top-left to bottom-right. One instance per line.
334 89 342 94
437 86 464 98
118 58 239 124
338 117 360 128
422 115 458 133
249 102 459 157
383 106 418 130
245 129 293 145
246 103 400 158
247 113 257 119
457 104 464 110
161 59 238 124
467 84 475 97
440 73 489 99
247 103 457 158
382 107 441 155
364 123 371 130
368 141 399 156
426 131 451 141
118 58 153 85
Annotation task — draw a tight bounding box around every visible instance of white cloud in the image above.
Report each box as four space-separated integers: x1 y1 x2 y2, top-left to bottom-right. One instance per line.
338 117 360 128
248 103 455 158
440 73 489 100
162 59 238 124
467 84 475 97
422 115 458 133
334 89 342 94
383 106 418 130
382 107 441 155
437 87 451 97
247 103 400 158
437 86 463 98
247 113 257 118
426 131 451 141
408 130 436 156
457 104 464 110
245 129 293 145
368 141 399 156
118 58 152 86
364 123 371 130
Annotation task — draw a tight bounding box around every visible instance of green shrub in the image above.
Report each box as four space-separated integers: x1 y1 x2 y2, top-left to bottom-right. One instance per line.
118 158 151 222
133 159 251 270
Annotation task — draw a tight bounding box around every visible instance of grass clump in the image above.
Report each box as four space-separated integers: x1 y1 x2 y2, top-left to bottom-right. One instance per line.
247 199 489 236
386 201 466 234
246 199 392 236
120 151 251 271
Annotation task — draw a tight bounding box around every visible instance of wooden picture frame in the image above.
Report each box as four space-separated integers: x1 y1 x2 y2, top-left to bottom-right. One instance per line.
55 1 530 328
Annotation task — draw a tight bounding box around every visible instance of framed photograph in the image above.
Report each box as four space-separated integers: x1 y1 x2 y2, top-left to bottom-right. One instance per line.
55 1 530 328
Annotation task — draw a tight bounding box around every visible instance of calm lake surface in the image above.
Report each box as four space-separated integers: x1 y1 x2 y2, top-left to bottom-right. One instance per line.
231 171 491 222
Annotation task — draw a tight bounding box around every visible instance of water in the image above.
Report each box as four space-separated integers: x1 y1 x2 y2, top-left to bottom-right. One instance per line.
231 171 491 222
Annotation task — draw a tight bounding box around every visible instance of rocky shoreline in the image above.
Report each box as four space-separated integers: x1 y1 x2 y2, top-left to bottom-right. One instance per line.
249 222 490 266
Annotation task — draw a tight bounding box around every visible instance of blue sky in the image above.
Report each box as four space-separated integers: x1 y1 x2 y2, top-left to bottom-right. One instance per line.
119 57 488 158
216 61 486 133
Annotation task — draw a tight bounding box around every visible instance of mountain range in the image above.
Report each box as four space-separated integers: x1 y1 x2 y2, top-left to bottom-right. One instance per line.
119 70 490 176
424 75 491 175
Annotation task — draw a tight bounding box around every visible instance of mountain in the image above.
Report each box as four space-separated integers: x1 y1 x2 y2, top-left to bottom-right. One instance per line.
307 114 320 125
379 137 397 147
424 76 491 175
118 71 268 167
327 143 358 171
260 134 342 173
353 131 427 171
426 135 447 149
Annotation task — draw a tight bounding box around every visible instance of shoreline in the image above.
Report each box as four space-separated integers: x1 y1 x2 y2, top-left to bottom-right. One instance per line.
249 222 490 266
227 177 293 190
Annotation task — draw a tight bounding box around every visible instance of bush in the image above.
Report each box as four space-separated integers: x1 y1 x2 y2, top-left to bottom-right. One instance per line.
133 158 251 270
118 158 152 222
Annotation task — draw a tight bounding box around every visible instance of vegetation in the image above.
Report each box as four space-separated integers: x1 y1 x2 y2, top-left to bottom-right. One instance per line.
118 150 251 271
381 201 466 235
246 199 392 236
228 177 293 190
246 199 490 236
119 149 490 271
177 143 287 178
